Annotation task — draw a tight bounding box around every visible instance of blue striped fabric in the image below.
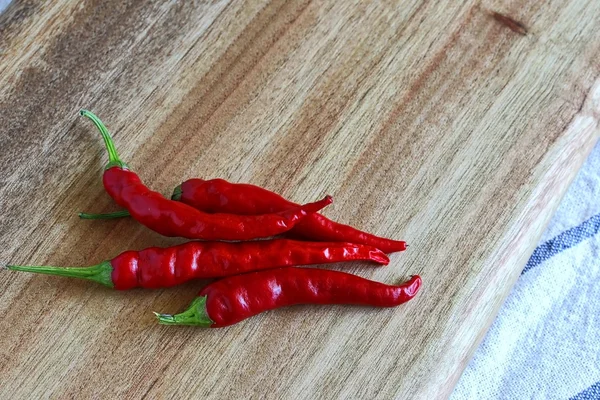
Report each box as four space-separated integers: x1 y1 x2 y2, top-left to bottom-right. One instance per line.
523 212 600 399
570 380 600 400
522 213 600 275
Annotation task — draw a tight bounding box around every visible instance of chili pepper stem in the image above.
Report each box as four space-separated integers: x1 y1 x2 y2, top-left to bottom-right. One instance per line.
154 296 213 327
78 210 131 219
79 110 129 170
6 261 114 288
171 185 182 201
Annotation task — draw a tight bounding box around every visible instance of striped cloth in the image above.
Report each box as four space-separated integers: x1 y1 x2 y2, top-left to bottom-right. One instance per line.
452 141 600 399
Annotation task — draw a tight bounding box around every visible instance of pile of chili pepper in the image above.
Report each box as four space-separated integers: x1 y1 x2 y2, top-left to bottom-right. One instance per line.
6 111 421 328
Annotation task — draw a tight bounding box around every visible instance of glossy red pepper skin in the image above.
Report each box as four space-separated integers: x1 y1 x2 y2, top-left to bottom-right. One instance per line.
103 168 331 240
111 240 389 289
7 240 389 289
177 178 407 253
177 179 294 214
156 268 422 327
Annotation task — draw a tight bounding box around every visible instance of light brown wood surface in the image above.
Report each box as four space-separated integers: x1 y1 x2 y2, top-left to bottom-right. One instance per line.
1 1 600 398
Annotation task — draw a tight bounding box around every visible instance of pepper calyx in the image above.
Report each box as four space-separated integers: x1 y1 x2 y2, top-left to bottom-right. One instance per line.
105 161 129 170
155 296 213 327
171 184 183 201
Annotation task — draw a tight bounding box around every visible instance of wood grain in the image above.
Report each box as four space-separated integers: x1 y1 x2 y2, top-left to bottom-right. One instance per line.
1 1 599 398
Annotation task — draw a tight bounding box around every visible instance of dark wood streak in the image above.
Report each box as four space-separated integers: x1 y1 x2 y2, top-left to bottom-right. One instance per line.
490 11 528 35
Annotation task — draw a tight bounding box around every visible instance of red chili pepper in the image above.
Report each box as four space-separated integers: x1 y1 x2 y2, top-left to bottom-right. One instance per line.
80 110 332 240
173 178 407 253
156 268 421 327
6 240 389 289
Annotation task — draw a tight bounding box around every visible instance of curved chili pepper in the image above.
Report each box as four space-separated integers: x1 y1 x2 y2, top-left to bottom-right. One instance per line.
156 267 421 327
174 178 407 253
6 240 388 289
80 110 331 240
80 178 407 252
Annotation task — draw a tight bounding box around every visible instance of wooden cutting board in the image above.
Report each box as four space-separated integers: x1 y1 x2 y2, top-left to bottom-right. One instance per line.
1 1 599 398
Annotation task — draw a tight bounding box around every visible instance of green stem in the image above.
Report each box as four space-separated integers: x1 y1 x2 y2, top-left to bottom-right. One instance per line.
171 184 183 200
79 210 131 220
79 109 129 170
7 261 114 288
154 296 214 327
